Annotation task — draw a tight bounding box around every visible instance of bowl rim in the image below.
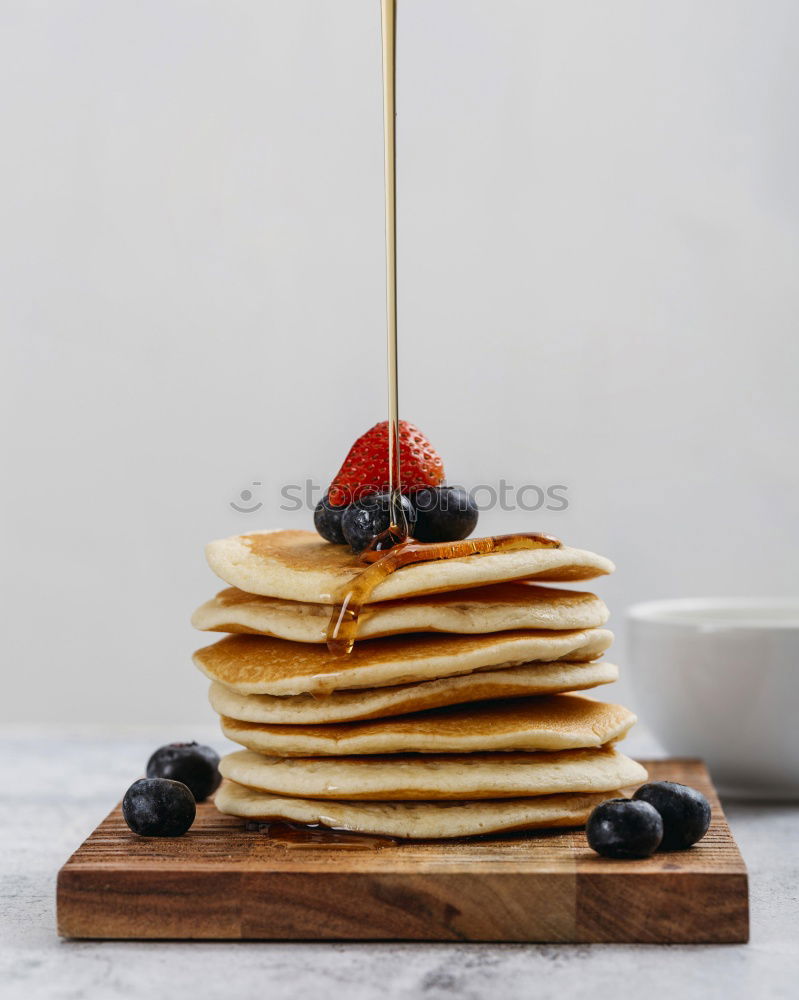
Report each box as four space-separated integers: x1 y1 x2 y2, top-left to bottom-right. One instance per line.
627 596 799 629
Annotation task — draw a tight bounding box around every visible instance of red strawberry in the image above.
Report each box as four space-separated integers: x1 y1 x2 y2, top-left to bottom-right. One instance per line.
328 421 445 506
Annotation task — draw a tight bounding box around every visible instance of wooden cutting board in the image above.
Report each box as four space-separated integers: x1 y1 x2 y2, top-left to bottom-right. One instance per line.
56 758 748 943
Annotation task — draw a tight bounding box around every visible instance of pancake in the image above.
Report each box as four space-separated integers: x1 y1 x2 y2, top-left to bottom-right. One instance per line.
208 660 618 723
219 746 647 800
194 629 614 696
204 529 614 604
192 582 609 643
220 694 636 757
215 780 615 838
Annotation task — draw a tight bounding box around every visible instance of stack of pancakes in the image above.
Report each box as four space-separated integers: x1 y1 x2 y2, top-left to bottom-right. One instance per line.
193 529 646 839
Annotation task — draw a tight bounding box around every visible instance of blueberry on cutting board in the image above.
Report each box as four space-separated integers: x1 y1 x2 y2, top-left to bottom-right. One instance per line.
122 778 196 837
146 742 221 802
633 781 712 851
586 798 663 859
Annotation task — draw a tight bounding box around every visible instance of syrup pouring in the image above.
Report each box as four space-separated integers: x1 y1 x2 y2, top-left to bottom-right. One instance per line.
323 2 563 656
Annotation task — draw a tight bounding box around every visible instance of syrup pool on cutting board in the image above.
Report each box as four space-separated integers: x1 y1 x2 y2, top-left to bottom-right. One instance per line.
245 820 399 849
326 533 562 655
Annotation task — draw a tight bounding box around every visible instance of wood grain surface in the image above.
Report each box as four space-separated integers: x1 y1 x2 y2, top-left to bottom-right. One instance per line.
56 759 748 943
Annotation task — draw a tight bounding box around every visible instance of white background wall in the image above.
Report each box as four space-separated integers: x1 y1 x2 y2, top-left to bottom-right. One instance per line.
2 0 797 726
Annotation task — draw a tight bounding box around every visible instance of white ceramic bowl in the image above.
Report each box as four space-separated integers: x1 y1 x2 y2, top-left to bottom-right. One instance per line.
627 597 799 799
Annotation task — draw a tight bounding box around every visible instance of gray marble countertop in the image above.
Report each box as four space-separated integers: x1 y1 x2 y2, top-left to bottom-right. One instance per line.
2 725 797 1000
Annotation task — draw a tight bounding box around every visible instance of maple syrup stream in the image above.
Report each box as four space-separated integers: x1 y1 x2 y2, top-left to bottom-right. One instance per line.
381 0 406 539
324 3 563 656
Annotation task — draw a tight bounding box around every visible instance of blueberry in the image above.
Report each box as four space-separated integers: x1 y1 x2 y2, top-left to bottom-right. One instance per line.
586 798 663 859
633 781 711 851
314 493 348 544
341 493 416 552
411 486 478 543
146 742 221 802
122 778 196 837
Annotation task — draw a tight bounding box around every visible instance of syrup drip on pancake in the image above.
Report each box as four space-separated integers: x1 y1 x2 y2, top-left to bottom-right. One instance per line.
326 532 562 655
